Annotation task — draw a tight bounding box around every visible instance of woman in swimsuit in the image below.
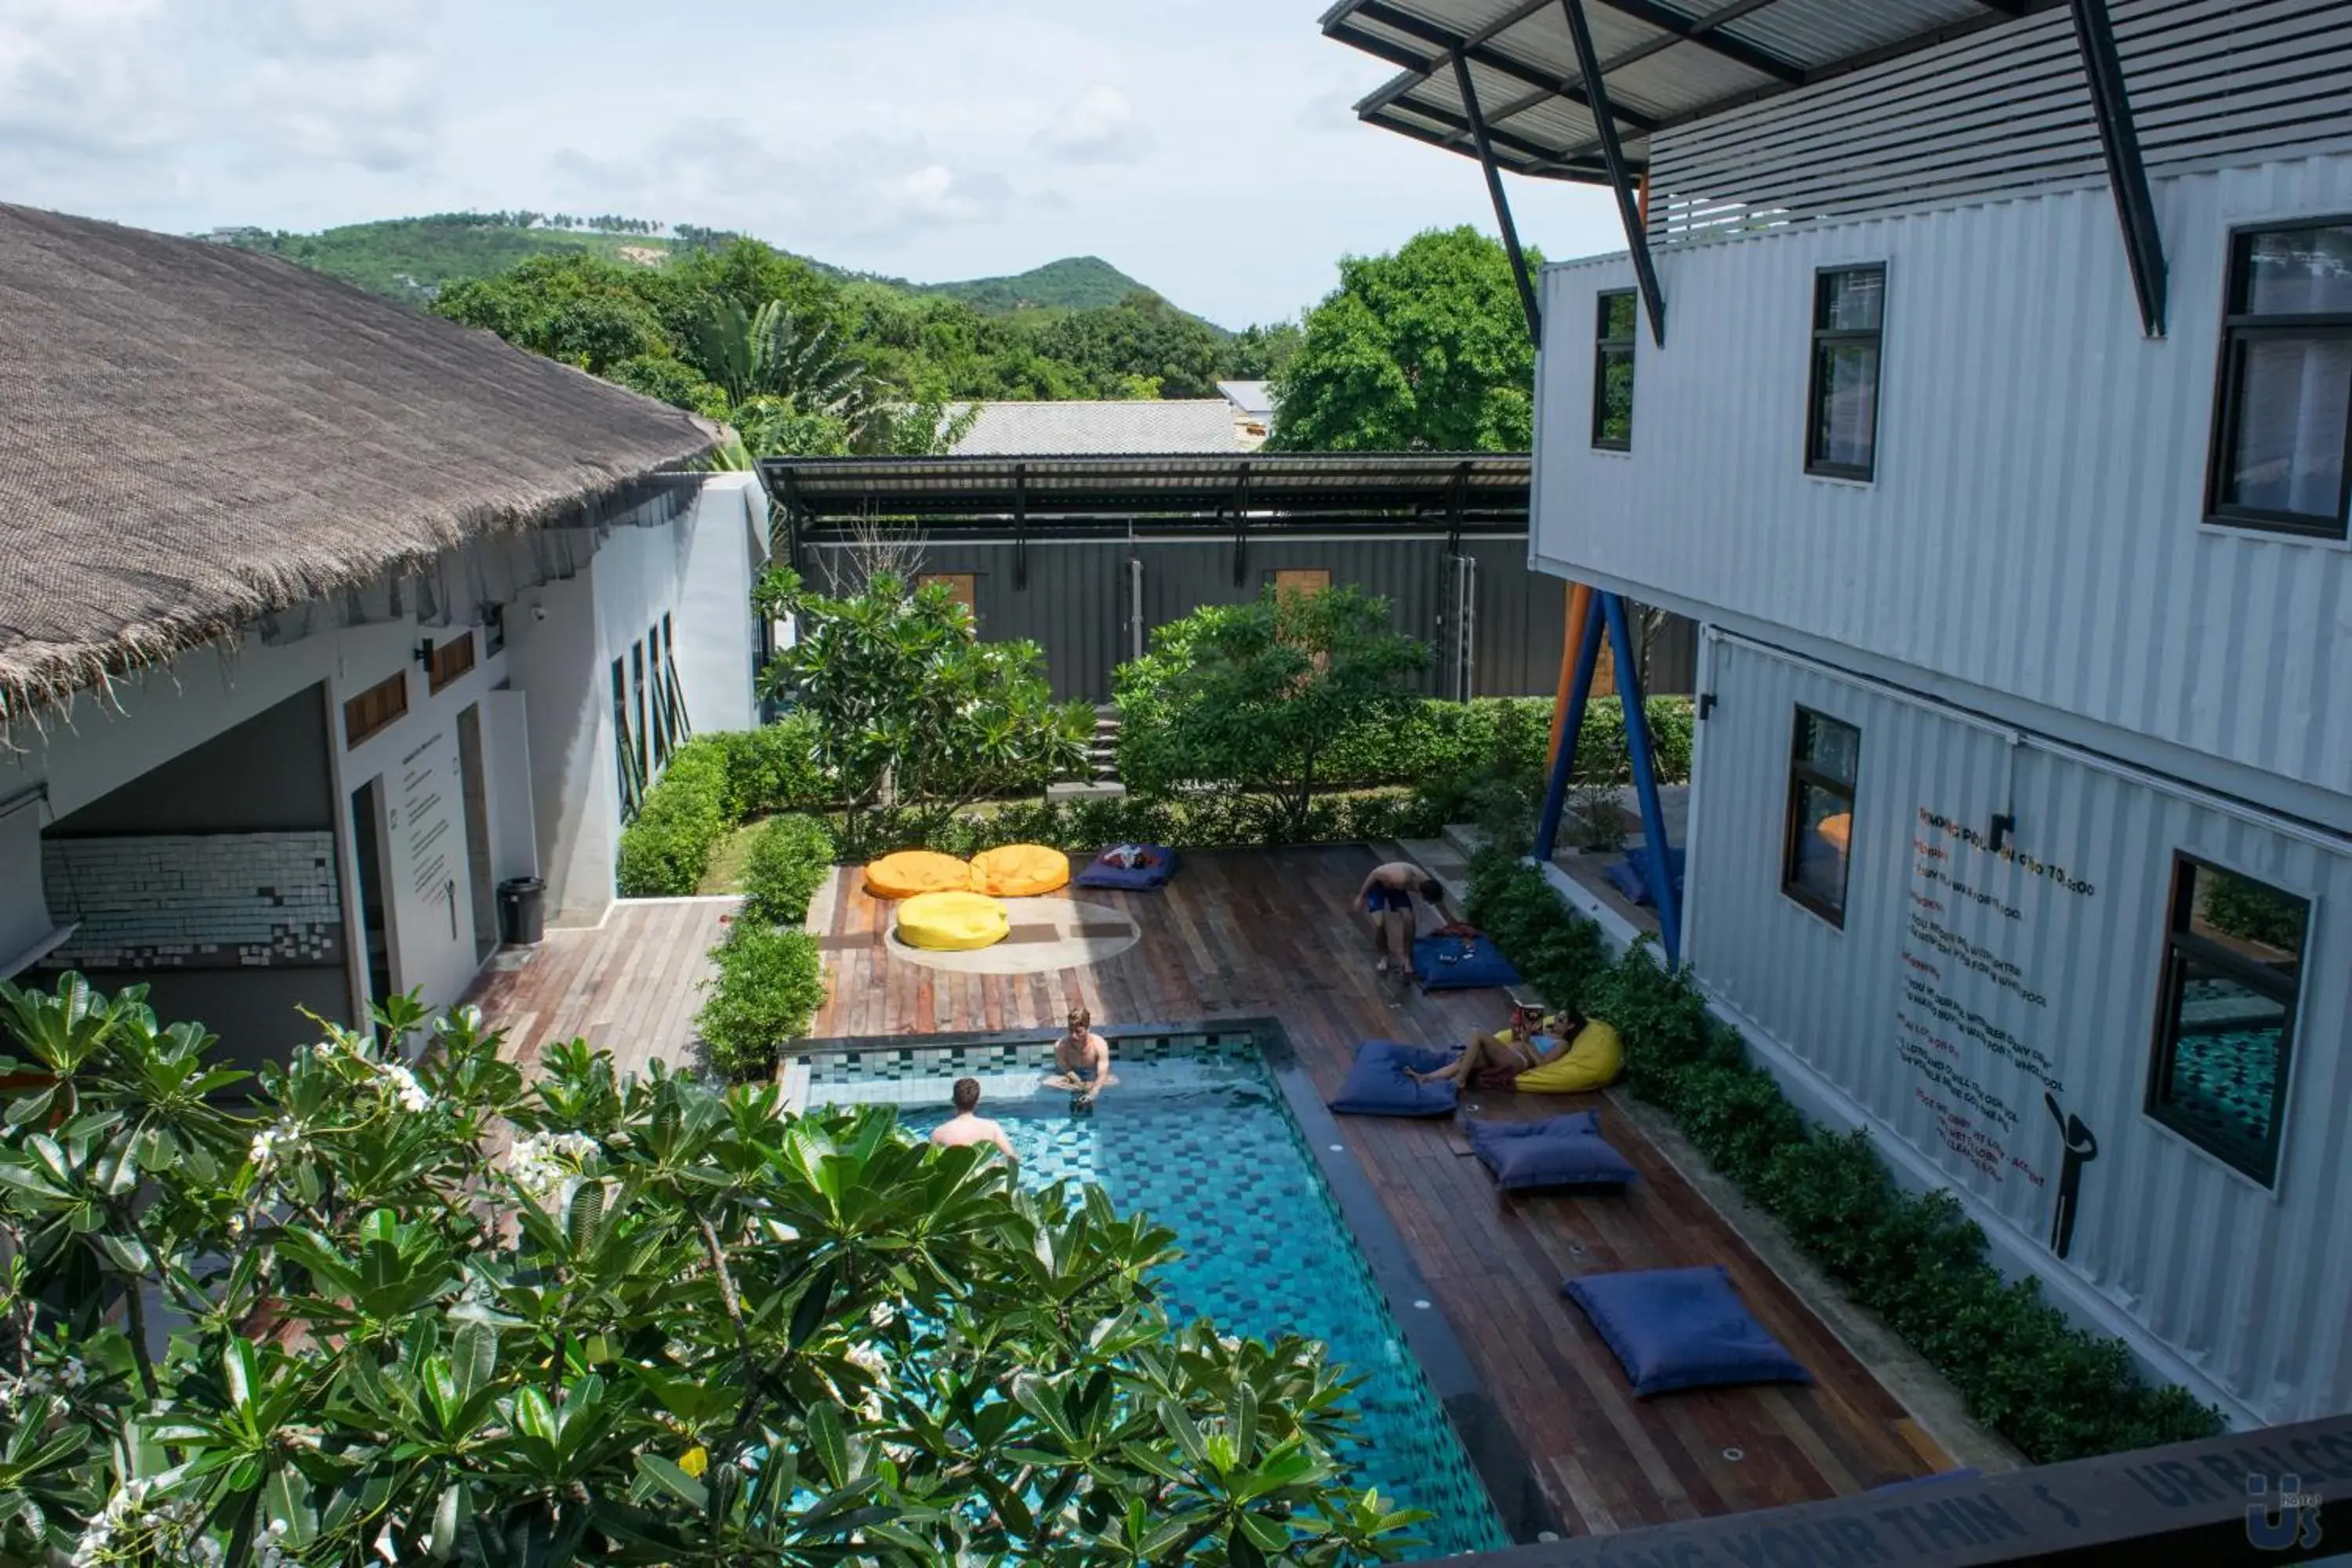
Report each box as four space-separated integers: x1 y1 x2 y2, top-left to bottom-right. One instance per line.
1409 1004 1584 1087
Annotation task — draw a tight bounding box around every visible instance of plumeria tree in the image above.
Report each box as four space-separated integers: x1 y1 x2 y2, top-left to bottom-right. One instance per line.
756 568 1094 857
0 976 1420 1566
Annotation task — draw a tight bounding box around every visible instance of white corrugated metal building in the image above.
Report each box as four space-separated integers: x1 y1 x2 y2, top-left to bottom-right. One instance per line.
1326 0 2352 1428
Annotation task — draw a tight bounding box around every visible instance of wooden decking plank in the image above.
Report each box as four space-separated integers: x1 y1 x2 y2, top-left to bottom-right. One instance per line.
470 845 1941 1537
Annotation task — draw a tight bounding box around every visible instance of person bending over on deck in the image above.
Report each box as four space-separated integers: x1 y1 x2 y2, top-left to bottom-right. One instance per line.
1043 1007 1117 1102
1410 1005 1584 1087
930 1077 1018 1164
1357 862 1447 975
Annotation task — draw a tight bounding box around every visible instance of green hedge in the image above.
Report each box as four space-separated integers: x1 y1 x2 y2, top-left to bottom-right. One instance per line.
615 736 738 897
873 787 1450 861
695 922 826 1079
1309 695 1695 794
1464 849 2225 1465
616 720 829 898
739 813 837 927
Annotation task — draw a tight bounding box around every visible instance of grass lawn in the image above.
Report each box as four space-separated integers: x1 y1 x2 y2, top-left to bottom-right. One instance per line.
699 820 768 895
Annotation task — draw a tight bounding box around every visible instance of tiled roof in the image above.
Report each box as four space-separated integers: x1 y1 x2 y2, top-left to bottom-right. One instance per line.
949 400 1245 456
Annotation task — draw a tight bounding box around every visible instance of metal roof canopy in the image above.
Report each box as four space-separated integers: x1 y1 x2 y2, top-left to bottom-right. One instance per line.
1319 0 2168 344
762 453 1530 526
1321 0 2065 185
761 454 1534 589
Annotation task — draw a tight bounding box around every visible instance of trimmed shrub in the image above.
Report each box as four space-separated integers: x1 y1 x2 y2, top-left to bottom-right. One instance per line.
871 786 1450 862
1306 695 1696 796
615 736 735 896
1464 850 2227 1465
616 723 829 898
739 812 837 927
695 922 826 1079
713 713 828 818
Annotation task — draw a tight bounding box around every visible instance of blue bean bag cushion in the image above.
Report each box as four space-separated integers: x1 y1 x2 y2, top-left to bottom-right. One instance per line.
1467 1112 1638 1192
1327 1040 1460 1117
1411 934 1521 991
1602 846 1687 909
1563 1265 1811 1397
1073 844 1178 891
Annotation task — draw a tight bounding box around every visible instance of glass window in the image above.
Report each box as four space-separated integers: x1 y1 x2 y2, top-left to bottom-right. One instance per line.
631 641 648 782
2147 857 2307 1185
1806 266 1885 480
1592 290 1636 450
1781 707 1860 925
2209 220 2352 538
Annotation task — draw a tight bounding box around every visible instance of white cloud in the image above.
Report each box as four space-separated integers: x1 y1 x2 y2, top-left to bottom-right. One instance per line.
1030 85 1152 166
554 122 1016 250
0 0 445 196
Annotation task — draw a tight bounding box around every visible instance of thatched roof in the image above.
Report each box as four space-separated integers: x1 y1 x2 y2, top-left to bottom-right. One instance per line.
0 204 717 727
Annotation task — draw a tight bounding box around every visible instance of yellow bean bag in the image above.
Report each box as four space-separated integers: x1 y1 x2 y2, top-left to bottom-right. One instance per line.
969 842 1070 898
895 891 1011 951
1817 812 1853 853
1515 1021 1624 1094
864 850 973 899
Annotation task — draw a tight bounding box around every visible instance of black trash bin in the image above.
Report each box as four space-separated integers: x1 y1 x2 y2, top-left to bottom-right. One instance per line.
496 877 546 946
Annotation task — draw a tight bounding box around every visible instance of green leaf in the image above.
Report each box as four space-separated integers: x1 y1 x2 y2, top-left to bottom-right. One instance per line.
804 1401 850 1487
634 1454 708 1512
450 1320 496 1403
222 1339 260 1411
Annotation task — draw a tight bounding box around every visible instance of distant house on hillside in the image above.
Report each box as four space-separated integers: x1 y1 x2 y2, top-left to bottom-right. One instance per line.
949 398 1266 456
1216 381 1275 445
0 204 768 1070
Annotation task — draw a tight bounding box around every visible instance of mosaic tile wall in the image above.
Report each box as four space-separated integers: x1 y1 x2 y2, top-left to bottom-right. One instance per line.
805 1031 1511 1559
43 832 343 971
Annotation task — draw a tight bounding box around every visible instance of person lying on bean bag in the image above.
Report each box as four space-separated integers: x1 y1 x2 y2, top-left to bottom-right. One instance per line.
1407 1004 1623 1094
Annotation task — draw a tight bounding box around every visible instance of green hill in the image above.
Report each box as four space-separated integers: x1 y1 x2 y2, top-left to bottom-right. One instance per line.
920 257 1152 314
212 216 1196 322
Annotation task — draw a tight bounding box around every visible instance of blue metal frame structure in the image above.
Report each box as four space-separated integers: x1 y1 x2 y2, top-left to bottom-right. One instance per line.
1533 589 1682 964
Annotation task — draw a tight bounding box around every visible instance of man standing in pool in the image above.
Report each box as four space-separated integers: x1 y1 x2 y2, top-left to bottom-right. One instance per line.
1044 1007 1117 1103
930 1077 1018 1165
1356 862 1448 976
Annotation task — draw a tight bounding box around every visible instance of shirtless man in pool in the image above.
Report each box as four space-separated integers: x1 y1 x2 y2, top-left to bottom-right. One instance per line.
1356 862 1447 975
1043 1007 1118 1103
929 1077 1018 1164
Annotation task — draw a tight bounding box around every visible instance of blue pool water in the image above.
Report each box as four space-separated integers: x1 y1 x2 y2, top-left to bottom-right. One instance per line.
805 1033 1510 1559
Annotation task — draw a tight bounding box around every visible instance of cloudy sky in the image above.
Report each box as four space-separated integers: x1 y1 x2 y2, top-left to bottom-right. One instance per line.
0 0 1624 328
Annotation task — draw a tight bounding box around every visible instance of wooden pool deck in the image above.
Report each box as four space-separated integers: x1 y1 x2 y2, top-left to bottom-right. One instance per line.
464 896 735 1076
464 849 1961 1540
806 844 1956 1537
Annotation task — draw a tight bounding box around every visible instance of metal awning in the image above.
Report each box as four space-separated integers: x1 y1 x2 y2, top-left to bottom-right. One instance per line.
1321 0 2059 183
760 453 1530 526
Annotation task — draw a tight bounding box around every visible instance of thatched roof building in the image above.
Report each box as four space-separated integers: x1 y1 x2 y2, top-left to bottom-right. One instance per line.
0 205 717 727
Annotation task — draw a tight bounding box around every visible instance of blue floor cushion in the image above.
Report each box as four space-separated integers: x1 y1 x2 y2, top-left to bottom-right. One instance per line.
1563 1265 1811 1397
1467 1112 1637 1192
1602 846 1687 909
1411 934 1522 991
1328 1040 1460 1116
1073 844 1178 891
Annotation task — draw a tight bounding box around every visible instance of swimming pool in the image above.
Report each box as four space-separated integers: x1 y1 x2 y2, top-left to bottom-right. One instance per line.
800 1028 1515 1559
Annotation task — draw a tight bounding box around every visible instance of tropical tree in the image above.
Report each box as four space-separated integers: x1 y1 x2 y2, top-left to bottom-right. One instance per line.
754 568 1093 853
1267 227 1539 452
0 978 1424 1566
1116 585 1431 839
690 299 867 420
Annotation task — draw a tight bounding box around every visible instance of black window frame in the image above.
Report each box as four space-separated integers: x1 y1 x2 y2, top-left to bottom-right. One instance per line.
2203 215 2352 540
2143 851 2308 1187
1780 706 1860 928
1592 289 1637 451
1804 263 1886 482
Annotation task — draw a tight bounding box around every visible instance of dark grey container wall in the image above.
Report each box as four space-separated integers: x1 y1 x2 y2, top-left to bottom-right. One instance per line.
811 532 1586 703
